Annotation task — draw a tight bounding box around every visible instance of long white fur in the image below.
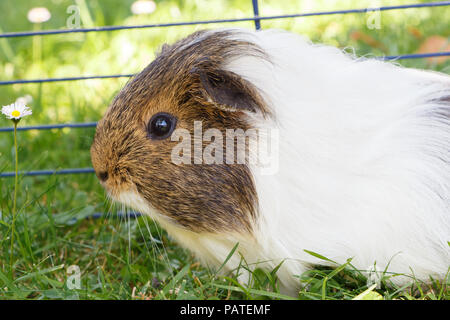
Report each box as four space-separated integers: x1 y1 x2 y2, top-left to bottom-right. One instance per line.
120 28 450 295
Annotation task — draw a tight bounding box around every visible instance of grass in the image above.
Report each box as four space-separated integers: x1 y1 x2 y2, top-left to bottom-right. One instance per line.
0 0 449 300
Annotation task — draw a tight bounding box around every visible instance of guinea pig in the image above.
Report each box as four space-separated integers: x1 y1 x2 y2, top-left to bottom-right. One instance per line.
90 28 450 296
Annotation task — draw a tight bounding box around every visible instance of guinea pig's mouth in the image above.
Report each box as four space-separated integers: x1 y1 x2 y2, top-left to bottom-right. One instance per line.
103 181 134 205
110 189 172 226
113 189 148 212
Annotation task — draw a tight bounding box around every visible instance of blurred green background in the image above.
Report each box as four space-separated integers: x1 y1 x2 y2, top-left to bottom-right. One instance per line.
0 0 448 299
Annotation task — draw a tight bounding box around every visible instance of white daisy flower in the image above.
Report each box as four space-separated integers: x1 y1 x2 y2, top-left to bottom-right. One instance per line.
27 7 51 24
2 102 32 120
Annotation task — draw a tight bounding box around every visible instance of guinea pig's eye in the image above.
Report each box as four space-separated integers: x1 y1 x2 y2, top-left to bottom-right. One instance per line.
147 112 177 140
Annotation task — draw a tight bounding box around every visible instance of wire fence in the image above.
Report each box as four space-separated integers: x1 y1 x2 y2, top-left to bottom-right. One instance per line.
1 1 450 39
1 0 450 179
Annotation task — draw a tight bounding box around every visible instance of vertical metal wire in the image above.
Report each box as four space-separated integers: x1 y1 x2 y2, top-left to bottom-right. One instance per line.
251 0 262 30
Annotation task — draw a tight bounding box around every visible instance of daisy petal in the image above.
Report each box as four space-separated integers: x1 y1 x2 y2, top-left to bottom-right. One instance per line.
2 102 33 120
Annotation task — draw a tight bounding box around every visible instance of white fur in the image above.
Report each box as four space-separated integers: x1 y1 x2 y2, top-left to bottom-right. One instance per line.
120 28 450 295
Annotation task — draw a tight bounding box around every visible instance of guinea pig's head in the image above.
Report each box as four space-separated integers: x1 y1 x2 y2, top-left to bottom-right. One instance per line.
90 30 272 234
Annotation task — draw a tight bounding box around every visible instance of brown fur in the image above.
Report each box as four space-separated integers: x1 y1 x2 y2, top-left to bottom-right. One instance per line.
91 30 272 233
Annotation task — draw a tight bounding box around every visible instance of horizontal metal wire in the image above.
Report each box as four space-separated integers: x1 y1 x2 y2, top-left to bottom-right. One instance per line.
0 122 97 132
0 74 134 85
35 211 143 224
382 51 450 60
0 2 449 38
89 211 142 220
1 51 449 86
0 168 95 178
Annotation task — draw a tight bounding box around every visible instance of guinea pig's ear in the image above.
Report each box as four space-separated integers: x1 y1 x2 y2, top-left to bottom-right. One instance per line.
195 68 268 116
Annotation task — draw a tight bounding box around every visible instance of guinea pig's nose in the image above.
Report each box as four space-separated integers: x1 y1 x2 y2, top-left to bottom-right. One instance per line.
97 171 109 182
